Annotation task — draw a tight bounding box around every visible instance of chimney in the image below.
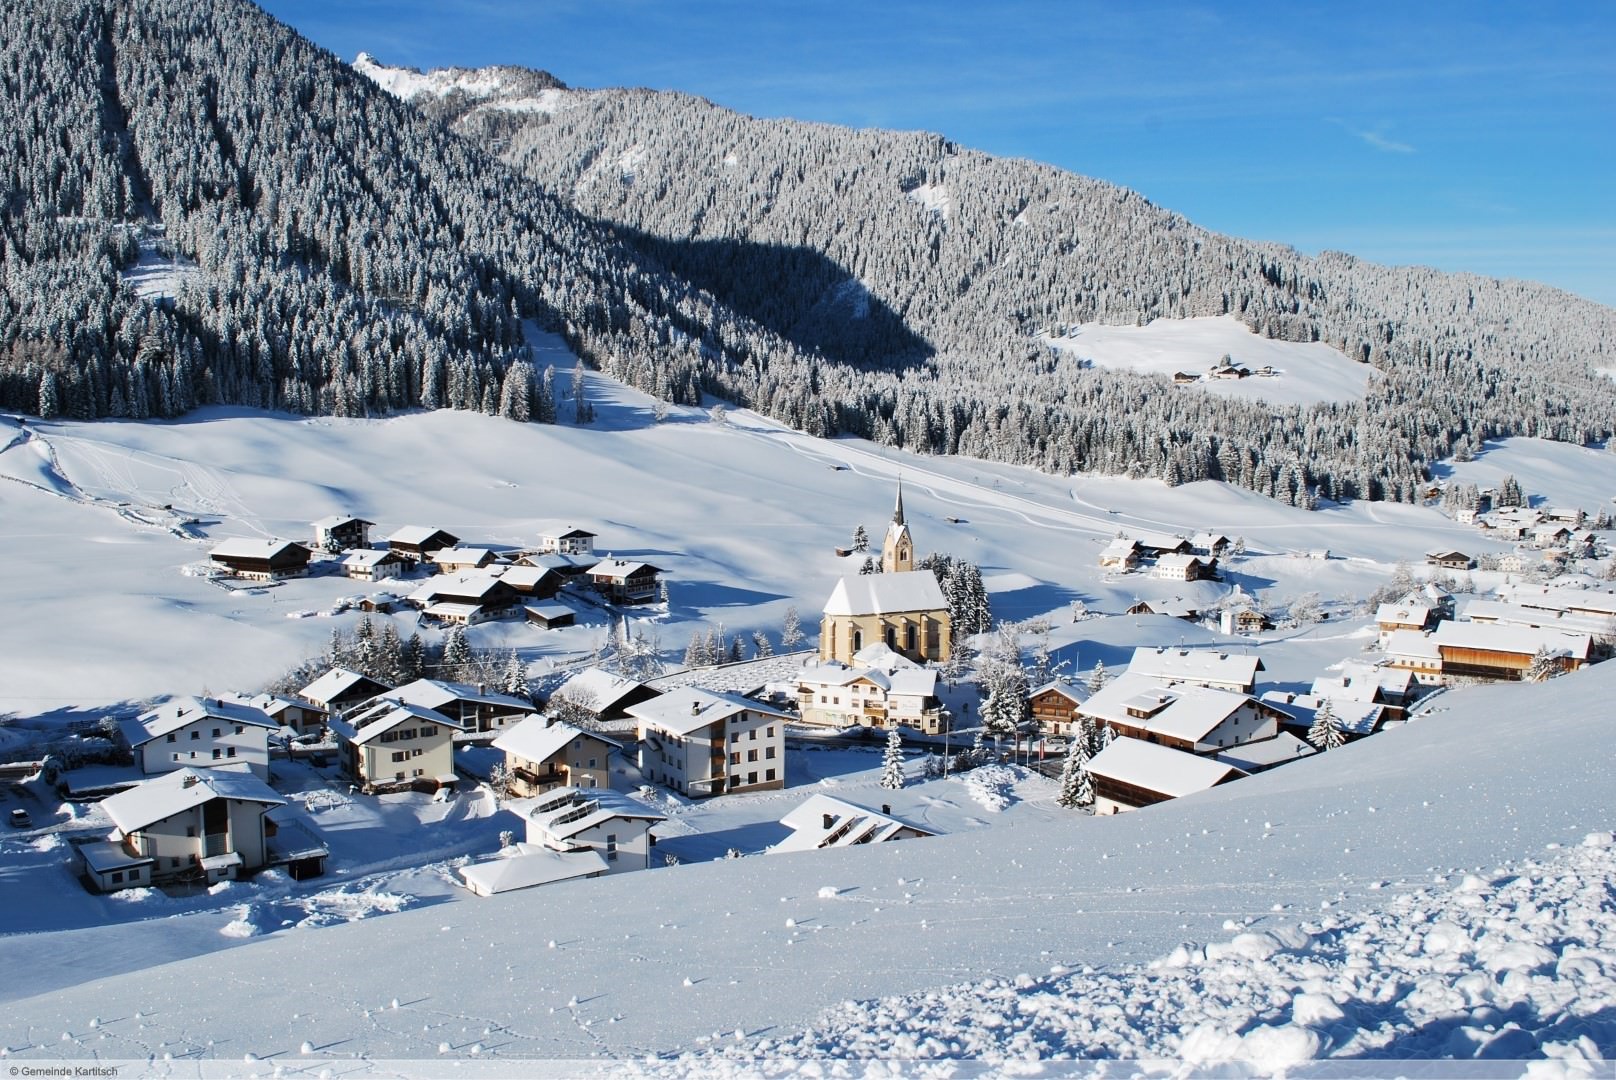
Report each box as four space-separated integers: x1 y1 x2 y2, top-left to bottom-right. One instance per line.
690 701 700 716
881 804 891 816
822 813 834 830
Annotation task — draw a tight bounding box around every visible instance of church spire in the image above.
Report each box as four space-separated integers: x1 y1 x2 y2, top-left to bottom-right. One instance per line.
892 476 905 526
882 476 914 574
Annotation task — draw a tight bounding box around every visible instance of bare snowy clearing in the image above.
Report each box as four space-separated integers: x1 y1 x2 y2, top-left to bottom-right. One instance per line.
1044 316 1376 406
1436 437 1616 515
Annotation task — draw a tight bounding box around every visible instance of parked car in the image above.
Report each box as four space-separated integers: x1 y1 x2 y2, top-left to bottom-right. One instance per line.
9 808 32 828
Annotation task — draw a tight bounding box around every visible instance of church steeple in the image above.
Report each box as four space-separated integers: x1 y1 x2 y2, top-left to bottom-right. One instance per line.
881 477 914 573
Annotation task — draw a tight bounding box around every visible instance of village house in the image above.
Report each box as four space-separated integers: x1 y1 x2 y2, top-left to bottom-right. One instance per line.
523 603 576 630
1213 732 1317 774
406 571 520 625
1151 553 1217 581
208 538 312 581
384 525 460 563
496 564 563 600
118 696 277 780
1501 582 1616 622
587 558 664 605
1431 620 1592 681
1086 737 1247 815
1098 537 1141 571
771 794 936 853
1260 691 1387 743
1425 550 1475 571
1125 597 1201 621
1191 532 1233 558
311 515 373 552
493 717 619 797
1459 599 1611 639
80 768 305 891
298 666 393 716
630 687 789 797
430 546 499 574
548 667 663 727
223 692 327 736
536 523 598 557
795 650 950 735
327 701 458 794
380 678 535 738
523 786 665 873
1126 645 1264 694
1382 629 1445 685
1172 370 1200 385
1133 532 1195 558
1219 607 1272 635
1374 600 1439 646
1531 524 1574 550
520 551 595 578
1079 674 1286 755
1310 660 1417 711
340 548 410 582
1027 679 1090 740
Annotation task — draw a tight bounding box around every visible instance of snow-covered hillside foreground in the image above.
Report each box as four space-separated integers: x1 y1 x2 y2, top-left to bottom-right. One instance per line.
3 665 1613 1072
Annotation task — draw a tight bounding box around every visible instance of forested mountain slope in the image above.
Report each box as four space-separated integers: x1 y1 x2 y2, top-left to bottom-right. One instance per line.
0 2 807 424
387 59 1616 503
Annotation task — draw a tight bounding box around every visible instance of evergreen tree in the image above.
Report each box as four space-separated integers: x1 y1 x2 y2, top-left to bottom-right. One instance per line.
1056 739 1093 809
858 556 878 575
441 625 473 681
36 370 59 419
852 524 869 552
402 633 426 681
879 727 904 790
500 650 529 699
751 630 774 658
683 629 709 669
1308 701 1346 750
780 605 805 649
1087 660 1108 693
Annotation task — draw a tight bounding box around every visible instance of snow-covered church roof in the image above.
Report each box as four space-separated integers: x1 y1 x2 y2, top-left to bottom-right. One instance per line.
822 571 946 617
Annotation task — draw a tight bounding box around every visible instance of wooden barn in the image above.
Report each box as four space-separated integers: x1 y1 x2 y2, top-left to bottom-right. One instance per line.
208 538 312 581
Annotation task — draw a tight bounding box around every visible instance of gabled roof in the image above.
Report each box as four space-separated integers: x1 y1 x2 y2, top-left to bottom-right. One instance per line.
822 571 946 616
1374 601 1433 626
627 686 789 736
492 717 620 762
121 696 276 747
102 767 283 834
389 678 534 716
312 515 373 530
342 548 407 569
431 546 496 565
1154 553 1209 572
407 571 510 604
1085 676 1273 744
535 522 597 541
1432 620 1592 660
1383 629 1441 661
1030 679 1089 706
1214 732 1318 772
526 786 665 843
1258 691 1384 736
458 844 607 895
552 667 652 712
497 565 557 590
209 538 309 560
588 558 662 579
386 525 458 546
224 692 324 720
1087 737 1245 798
299 667 390 705
329 701 457 746
772 794 934 853
1126 646 1263 687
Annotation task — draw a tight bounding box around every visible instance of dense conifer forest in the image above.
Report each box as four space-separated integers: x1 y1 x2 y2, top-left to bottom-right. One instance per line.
3 0 1612 508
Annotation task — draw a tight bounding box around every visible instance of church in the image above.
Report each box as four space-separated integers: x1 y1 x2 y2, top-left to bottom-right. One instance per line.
818 484 952 666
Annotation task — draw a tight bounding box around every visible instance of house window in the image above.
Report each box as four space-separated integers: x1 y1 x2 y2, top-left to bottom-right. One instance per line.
730 752 740 765
110 871 123 884
191 730 200 740
748 728 756 740
412 748 422 757
747 749 758 762
170 857 181 868
392 751 406 763
173 753 180 762
189 751 197 759
766 768 776 781
766 746 776 759
766 726 774 738
227 747 236 758
747 772 757 785
235 725 244 735
906 625 917 651
212 728 221 738
852 630 862 652
587 758 597 769
605 834 618 862
213 748 222 759
187 826 196 837
167 733 177 743
730 733 740 744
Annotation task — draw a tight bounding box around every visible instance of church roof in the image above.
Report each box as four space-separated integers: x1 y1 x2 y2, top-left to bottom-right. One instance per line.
822 571 946 617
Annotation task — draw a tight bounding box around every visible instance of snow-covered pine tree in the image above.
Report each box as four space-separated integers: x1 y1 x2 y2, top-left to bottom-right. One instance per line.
402 633 426 681
1525 647 1564 682
879 727 904 790
683 630 708 669
1056 739 1093 809
1087 660 1108 693
852 524 869 552
1308 701 1345 750
858 556 878 575
500 650 529 700
441 625 473 681
751 630 773 658
780 605 805 649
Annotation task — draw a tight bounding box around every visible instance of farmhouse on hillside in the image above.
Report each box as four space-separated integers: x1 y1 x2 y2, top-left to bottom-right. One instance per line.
208 538 311 580
385 525 460 563
312 515 373 552
298 666 393 716
118 696 277 780
1086 736 1247 815
587 558 664 605
340 548 410 582
631 687 789 797
1125 645 1264 694
492 717 619 797
326 701 458 794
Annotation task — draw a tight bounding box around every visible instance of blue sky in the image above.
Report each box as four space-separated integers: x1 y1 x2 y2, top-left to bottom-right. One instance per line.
260 1 1615 306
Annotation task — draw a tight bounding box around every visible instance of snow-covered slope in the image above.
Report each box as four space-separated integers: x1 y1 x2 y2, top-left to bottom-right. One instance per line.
4 664 1613 1065
354 52 573 115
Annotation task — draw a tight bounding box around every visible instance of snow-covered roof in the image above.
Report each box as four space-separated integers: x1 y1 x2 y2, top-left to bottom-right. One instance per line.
521 552 592 572
1086 737 1245 798
299 667 387 705
79 839 152 873
850 642 919 670
524 602 574 621
1030 680 1089 706
527 787 665 844
121 696 276 747
553 668 650 712
1100 537 1139 556
821 571 946 616
341 548 405 569
458 844 607 896
498 565 555 589
1461 599 1611 637
1126 646 1263 688
1374 602 1433 626
1214 733 1318 772
1083 676 1269 745
407 572 509 604
627 686 789 736
1132 531 1191 552
1154 553 1207 572
1433 620 1592 660
588 558 662 579
493 717 619 763
330 702 457 746
1191 532 1230 548
535 522 597 540
1259 692 1384 736
224 692 322 720
312 515 373 530
209 538 307 560
424 601 484 619
1132 597 1199 618
431 546 495 565
772 794 934 853
389 678 534 716
386 525 457 546
1382 629 1441 662
102 767 283 834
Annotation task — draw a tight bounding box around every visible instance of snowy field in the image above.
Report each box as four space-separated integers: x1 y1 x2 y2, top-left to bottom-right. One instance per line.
1435 436 1616 514
2 334 1615 1071
1043 316 1376 406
